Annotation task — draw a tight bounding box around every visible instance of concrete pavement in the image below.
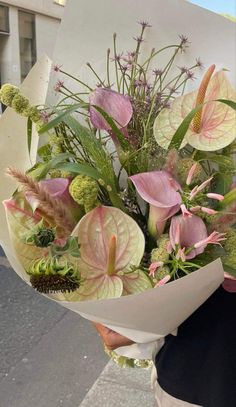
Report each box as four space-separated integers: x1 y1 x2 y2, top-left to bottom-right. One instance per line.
79 361 156 407
0 250 107 407
0 249 156 407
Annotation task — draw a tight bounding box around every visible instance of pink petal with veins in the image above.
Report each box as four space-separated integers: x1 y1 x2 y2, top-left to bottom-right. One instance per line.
89 88 133 130
170 214 208 259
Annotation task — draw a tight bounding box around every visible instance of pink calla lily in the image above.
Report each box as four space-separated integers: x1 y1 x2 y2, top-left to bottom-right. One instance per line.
154 69 236 151
130 171 182 237
170 214 208 259
89 88 133 130
71 206 152 300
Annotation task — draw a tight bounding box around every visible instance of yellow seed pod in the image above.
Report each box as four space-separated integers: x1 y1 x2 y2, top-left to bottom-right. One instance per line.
11 94 29 114
0 83 20 106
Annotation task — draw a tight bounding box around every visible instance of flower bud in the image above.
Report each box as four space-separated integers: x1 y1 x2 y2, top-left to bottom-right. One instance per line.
0 83 20 106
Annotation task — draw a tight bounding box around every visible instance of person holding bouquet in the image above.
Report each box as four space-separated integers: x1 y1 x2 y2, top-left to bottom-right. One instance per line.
95 274 236 407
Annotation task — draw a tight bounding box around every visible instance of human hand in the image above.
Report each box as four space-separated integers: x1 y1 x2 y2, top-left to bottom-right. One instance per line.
93 322 134 351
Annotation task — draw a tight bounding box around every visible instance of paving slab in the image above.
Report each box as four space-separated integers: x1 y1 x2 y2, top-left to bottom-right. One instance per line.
0 255 108 407
79 361 156 407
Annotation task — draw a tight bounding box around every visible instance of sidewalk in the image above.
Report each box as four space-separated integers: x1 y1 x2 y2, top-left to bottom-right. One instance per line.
80 361 156 407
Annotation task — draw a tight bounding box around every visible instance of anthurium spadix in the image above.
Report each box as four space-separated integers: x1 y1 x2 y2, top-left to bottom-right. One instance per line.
71 206 152 300
130 171 182 238
154 66 236 151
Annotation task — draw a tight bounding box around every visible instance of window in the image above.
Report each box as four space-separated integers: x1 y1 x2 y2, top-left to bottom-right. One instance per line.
54 0 67 6
18 11 36 81
0 5 9 33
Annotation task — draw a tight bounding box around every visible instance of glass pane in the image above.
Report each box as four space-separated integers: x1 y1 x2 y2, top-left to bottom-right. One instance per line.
0 5 9 33
18 11 36 81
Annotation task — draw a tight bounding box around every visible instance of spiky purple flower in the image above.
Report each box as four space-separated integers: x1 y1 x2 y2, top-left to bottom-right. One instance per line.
196 57 204 69
138 20 152 28
39 110 50 123
153 68 163 76
186 70 195 80
178 66 189 74
54 80 64 92
133 36 144 44
52 64 62 72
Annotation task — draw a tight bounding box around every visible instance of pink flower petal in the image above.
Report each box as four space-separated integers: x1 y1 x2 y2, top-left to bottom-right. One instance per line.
89 88 133 130
130 171 181 208
170 214 208 259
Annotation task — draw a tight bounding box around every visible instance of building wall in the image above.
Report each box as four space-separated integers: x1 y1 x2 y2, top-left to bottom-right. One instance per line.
0 1 64 86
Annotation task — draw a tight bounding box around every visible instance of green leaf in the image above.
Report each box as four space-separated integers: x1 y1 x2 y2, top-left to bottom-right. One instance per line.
213 172 233 195
217 99 236 110
220 188 236 209
37 144 51 161
64 116 117 185
197 153 235 175
168 104 204 150
27 117 33 156
54 162 101 180
91 104 130 150
38 104 81 134
26 153 73 181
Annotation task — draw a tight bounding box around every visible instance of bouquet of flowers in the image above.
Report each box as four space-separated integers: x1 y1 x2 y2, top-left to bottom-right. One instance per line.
1 21 236 363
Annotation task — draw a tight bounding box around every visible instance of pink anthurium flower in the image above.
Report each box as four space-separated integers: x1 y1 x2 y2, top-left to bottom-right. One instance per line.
71 206 152 300
170 214 208 259
154 66 236 151
3 195 48 271
130 171 182 237
89 88 133 130
26 178 83 223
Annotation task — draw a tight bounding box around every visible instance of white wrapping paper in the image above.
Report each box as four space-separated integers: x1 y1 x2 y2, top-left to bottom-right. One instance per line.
0 1 229 357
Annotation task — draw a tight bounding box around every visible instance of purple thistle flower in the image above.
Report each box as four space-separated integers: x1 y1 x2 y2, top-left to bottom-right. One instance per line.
133 36 144 44
196 57 204 69
111 53 123 62
178 66 189 74
153 68 163 76
39 110 50 123
138 20 152 28
54 80 64 92
52 64 62 72
186 70 195 80
179 34 189 45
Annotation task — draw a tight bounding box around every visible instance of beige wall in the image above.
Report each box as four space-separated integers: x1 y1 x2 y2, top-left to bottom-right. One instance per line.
36 13 60 61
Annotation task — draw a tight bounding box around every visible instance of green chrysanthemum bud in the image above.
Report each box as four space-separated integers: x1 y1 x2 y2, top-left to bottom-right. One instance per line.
155 265 170 281
0 84 20 106
33 228 55 248
69 175 99 213
151 247 169 263
28 257 80 293
11 94 29 114
151 234 170 263
177 158 203 185
49 134 64 156
223 229 236 252
49 169 62 178
24 105 41 122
